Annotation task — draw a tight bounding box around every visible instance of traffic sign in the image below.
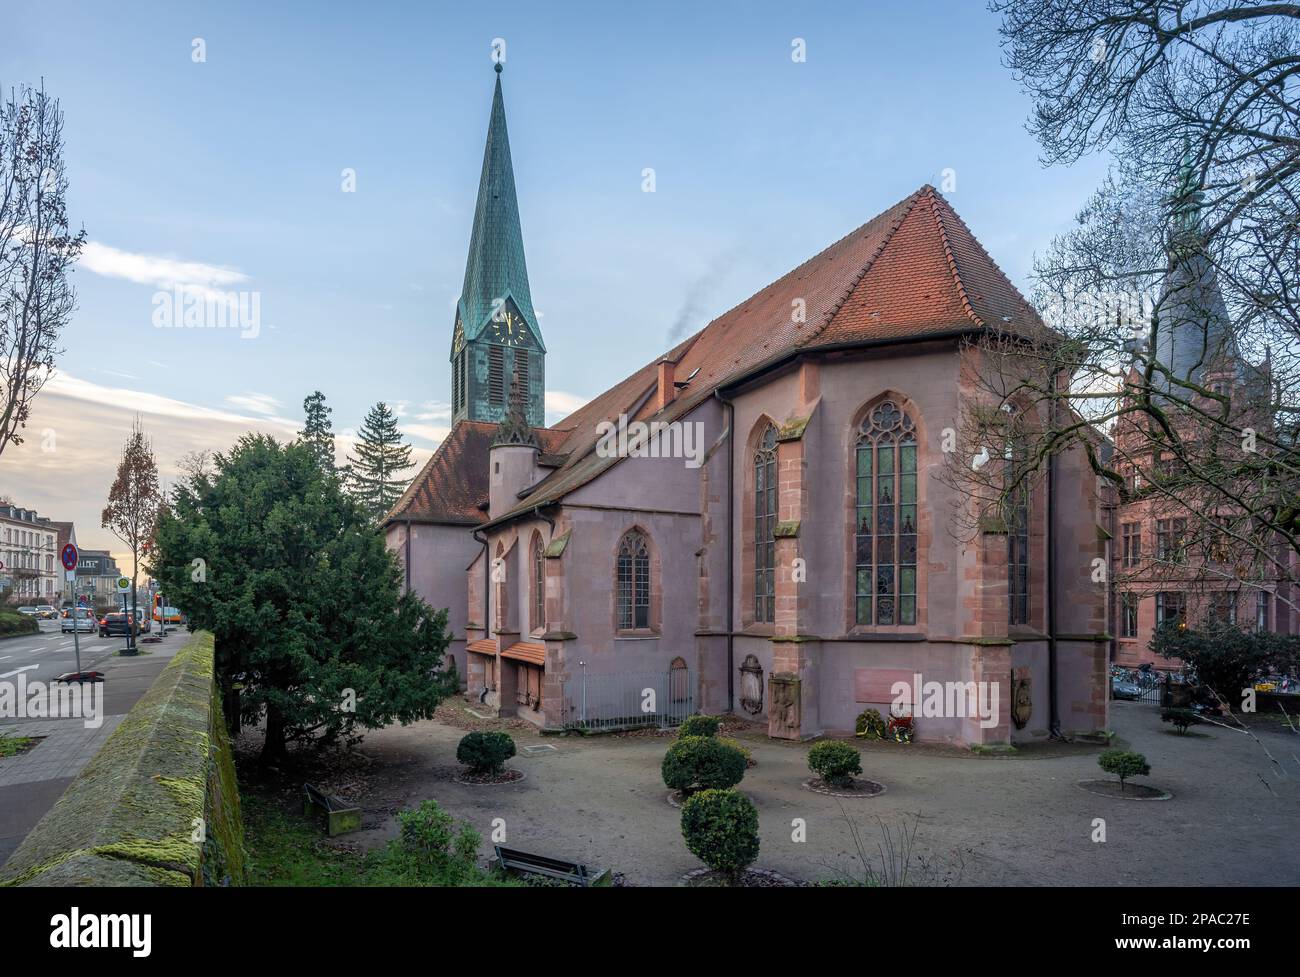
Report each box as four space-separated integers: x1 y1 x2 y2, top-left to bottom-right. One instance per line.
61 543 78 571
116 577 131 594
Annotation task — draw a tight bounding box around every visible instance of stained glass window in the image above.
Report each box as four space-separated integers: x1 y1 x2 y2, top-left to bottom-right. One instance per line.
1006 428 1030 626
854 402 917 626
532 532 545 632
617 530 650 630
754 424 778 623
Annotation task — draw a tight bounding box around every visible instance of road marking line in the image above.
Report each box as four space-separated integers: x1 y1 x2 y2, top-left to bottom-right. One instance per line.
0 664 38 679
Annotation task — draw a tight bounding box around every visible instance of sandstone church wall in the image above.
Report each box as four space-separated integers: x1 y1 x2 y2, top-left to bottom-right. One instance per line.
386 520 477 686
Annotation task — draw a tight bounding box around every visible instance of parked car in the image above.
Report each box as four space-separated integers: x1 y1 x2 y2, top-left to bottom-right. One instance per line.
15 606 38 617
98 612 140 638
1111 677 1144 701
61 607 96 633
35 604 58 619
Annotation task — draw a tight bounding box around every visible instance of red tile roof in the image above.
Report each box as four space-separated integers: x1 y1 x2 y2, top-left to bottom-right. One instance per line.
467 638 498 655
500 640 546 666
386 420 566 525
393 186 1045 530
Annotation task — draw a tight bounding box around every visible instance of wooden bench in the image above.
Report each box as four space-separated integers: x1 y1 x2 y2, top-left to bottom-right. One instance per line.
302 782 362 837
492 845 610 887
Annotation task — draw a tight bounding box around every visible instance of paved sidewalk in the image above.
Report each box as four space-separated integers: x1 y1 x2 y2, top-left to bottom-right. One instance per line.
0 716 126 787
0 640 182 866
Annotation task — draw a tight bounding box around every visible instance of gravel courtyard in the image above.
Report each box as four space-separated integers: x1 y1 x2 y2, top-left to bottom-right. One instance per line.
303 701 1300 886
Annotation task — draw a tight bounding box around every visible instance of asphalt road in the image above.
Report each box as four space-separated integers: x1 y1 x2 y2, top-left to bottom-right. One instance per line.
0 619 185 865
0 618 129 679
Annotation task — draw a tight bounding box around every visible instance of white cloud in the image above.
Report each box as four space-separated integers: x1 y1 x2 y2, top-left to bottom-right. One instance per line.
224 392 283 417
545 389 588 422
80 241 248 290
400 422 451 446
80 240 254 312
415 400 452 423
0 373 299 563
42 372 294 430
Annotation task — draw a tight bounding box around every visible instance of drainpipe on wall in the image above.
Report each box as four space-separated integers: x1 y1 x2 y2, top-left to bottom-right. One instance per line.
532 505 556 538
1047 370 1062 739
472 527 490 631
713 388 736 713
472 527 491 700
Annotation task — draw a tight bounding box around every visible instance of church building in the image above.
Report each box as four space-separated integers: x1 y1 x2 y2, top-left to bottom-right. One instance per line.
385 66 1111 746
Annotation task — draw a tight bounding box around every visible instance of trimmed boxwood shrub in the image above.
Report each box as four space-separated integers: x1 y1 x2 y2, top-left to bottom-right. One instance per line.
1098 749 1150 791
662 735 746 794
717 736 754 767
807 740 862 787
678 714 722 738
456 731 516 775
680 788 759 883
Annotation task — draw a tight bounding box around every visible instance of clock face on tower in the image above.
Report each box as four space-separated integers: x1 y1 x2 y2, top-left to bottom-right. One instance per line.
487 301 530 347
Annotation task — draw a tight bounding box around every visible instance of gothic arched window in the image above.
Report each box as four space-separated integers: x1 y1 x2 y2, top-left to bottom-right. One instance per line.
616 530 650 631
854 401 918 626
1005 416 1031 626
531 531 545 633
754 423 778 623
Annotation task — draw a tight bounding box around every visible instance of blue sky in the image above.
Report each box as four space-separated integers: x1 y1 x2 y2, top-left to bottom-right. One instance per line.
2 0 1110 554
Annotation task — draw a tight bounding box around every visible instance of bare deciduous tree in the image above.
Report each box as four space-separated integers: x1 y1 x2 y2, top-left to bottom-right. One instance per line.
0 83 85 458
102 417 161 641
964 1 1300 612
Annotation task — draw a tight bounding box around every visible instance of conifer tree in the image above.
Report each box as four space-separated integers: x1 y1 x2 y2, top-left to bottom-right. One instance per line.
346 401 414 520
298 391 336 474
151 434 453 761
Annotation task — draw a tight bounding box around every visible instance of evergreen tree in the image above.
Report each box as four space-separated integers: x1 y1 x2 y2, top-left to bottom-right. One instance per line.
298 391 336 473
150 434 454 761
346 401 414 520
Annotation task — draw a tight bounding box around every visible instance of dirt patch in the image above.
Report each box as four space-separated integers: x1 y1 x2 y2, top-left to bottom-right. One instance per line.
717 717 767 739
433 700 538 734
602 725 677 739
1075 779 1172 801
802 777 886 798
681 866 803 887
453 768 526 786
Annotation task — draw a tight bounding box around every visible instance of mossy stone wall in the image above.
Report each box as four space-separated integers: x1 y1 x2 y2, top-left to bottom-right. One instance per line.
0 631 245 886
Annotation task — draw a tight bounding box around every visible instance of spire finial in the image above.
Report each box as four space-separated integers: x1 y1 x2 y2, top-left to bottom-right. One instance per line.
494 60 503 74
1172 136 1204 239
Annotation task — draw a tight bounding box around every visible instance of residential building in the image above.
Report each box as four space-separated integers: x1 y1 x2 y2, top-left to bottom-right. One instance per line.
0 505 66 602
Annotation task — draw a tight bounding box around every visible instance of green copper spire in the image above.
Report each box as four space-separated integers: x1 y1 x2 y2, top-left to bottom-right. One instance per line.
456 65 543 351
1172 138 1205 240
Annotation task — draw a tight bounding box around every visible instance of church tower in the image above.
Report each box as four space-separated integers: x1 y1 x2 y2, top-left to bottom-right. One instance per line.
451 63 546 428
